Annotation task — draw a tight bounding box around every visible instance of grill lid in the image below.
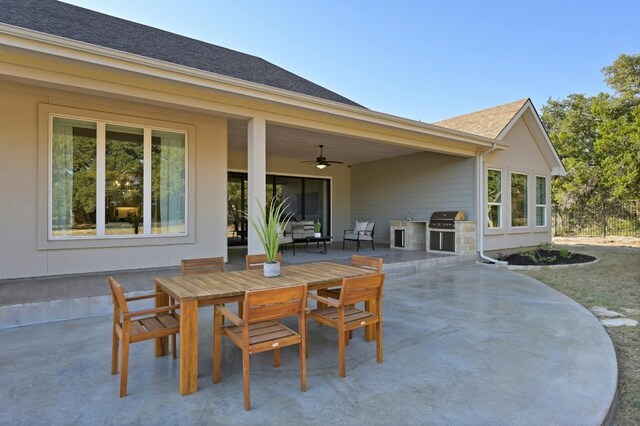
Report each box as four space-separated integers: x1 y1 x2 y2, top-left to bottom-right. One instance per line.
429 211 466 221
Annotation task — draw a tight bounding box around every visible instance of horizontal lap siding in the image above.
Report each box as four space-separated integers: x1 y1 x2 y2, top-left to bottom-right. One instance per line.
350 152 476 244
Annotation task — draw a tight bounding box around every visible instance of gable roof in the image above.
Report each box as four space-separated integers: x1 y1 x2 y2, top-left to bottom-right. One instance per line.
0 0 362 107
433 99 528 139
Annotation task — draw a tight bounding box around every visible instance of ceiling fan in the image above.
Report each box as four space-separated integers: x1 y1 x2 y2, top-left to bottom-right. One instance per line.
302 145 343 169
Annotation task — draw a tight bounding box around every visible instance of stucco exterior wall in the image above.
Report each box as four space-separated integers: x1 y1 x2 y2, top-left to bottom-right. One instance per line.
227 151 351 240
482 112 553 251
0 81 228 279
350 151 476 245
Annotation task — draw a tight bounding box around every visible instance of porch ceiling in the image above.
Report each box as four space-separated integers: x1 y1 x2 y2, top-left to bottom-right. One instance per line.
228 119 423 165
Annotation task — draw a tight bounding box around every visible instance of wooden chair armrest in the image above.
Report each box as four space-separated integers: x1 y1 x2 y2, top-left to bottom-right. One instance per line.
124 304 180 320
217 305 243 326
125 292 165 302
308 292 340 308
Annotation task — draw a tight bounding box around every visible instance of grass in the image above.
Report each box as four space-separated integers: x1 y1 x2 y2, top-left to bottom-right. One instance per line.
518 243 640 425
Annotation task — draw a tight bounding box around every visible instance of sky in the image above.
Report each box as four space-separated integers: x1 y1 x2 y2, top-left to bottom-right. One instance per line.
63 0 639 122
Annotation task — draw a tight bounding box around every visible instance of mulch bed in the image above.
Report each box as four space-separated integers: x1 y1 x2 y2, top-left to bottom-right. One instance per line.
504 249 596 266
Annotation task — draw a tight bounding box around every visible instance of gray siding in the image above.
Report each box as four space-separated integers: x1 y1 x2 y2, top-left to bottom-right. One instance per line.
350 152 476 244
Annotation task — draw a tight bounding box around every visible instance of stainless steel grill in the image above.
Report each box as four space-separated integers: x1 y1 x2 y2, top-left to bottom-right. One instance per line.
429 211 465 252
428 211 466 229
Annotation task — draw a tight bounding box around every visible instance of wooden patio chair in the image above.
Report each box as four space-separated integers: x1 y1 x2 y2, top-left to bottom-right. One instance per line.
308 273 384 377
213 284 308 411
245 252 282 270
108 277 180 397
180 256 225 275
318 255 383 300
317 255 383 340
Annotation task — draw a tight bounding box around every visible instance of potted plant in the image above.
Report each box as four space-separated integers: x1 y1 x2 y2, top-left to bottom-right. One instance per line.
244 198 292 277
313 219 322 238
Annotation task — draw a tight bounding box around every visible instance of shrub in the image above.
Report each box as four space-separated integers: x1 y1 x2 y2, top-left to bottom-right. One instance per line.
559 248 572 259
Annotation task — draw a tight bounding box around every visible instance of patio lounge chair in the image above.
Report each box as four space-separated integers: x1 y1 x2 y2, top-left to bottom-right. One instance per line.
343 221 375 251
213 284 308 411
108 277 180 397
308 273 384 377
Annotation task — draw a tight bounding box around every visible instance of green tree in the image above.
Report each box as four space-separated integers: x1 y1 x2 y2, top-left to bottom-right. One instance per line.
542 53 640 233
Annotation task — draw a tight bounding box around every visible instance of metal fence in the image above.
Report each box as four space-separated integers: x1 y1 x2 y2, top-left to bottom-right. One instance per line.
552 200 640 237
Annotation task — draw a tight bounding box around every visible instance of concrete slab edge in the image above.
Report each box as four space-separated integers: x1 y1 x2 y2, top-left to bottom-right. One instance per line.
383 253 478 273
0 291 151 330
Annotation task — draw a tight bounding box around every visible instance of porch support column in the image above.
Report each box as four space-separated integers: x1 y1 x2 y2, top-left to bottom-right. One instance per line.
247 116 267 255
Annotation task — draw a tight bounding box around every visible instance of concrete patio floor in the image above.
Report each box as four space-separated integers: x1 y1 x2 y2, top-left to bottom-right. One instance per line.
0 264 617 425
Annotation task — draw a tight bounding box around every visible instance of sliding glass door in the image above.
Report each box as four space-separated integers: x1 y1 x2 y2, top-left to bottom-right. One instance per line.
227 173 330 246
227 172 247 246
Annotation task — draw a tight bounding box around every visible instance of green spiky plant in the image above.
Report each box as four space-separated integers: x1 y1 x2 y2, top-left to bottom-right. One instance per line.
243 197 292 263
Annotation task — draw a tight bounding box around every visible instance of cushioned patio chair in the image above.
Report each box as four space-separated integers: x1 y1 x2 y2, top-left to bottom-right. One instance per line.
343 221 376 251
213 284 308 411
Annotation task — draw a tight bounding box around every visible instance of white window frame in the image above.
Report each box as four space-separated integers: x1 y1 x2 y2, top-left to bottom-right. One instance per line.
510 171 529 229
535 175 548 228
486 168 503 230
38 104 195 250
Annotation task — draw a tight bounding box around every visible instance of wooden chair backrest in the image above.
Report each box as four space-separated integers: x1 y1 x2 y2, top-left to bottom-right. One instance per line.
244 284 307 324
340 273 384 307
245 252 283 270
108 276 129 315
181 256 225 275
351 255 383 273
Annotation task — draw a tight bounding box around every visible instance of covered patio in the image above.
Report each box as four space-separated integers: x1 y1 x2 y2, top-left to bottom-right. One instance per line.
0 263 617 424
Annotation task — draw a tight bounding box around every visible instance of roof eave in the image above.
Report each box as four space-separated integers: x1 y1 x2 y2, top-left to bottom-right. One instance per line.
0 22 499 151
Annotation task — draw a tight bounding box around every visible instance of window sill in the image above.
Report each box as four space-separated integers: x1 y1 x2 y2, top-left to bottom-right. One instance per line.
484 228 505 236
38 233 194 250
507 227 532 234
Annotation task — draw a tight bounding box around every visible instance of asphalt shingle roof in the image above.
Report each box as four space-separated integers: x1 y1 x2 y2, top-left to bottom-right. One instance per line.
433 99 529 139
0 0 362 107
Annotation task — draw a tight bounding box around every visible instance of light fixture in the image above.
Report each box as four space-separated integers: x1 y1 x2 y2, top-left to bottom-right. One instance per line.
316 163 327 169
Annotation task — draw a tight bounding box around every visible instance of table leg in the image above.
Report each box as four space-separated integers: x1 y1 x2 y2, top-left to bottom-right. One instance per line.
179 299 199 395
154 283 169 357
364 300 376 341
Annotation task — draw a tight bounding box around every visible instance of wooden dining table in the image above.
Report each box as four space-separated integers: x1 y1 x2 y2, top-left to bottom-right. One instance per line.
154 261 377 395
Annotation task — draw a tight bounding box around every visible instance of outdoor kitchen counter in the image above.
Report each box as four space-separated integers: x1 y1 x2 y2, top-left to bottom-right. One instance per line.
390 220 428 250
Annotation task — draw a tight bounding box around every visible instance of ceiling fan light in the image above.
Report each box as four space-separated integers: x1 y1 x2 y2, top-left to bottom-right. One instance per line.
316 163 327 169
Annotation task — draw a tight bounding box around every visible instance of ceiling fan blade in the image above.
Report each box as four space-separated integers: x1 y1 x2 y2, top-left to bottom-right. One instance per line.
326 161 344 164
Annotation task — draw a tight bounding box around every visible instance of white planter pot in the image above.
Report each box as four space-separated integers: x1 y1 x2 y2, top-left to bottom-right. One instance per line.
313 232 321 238
263 261 280 278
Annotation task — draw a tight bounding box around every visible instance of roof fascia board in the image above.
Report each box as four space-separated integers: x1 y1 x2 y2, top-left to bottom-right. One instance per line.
0 23 499 150
496 100 529 140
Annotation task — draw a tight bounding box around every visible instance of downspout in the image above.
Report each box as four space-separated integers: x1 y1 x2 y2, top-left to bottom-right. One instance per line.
476 143 506 264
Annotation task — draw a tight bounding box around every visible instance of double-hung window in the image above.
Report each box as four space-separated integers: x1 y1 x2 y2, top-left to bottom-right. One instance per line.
50 115 187 239
486 169 502 228
535 176 547 227
510 172 528 227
